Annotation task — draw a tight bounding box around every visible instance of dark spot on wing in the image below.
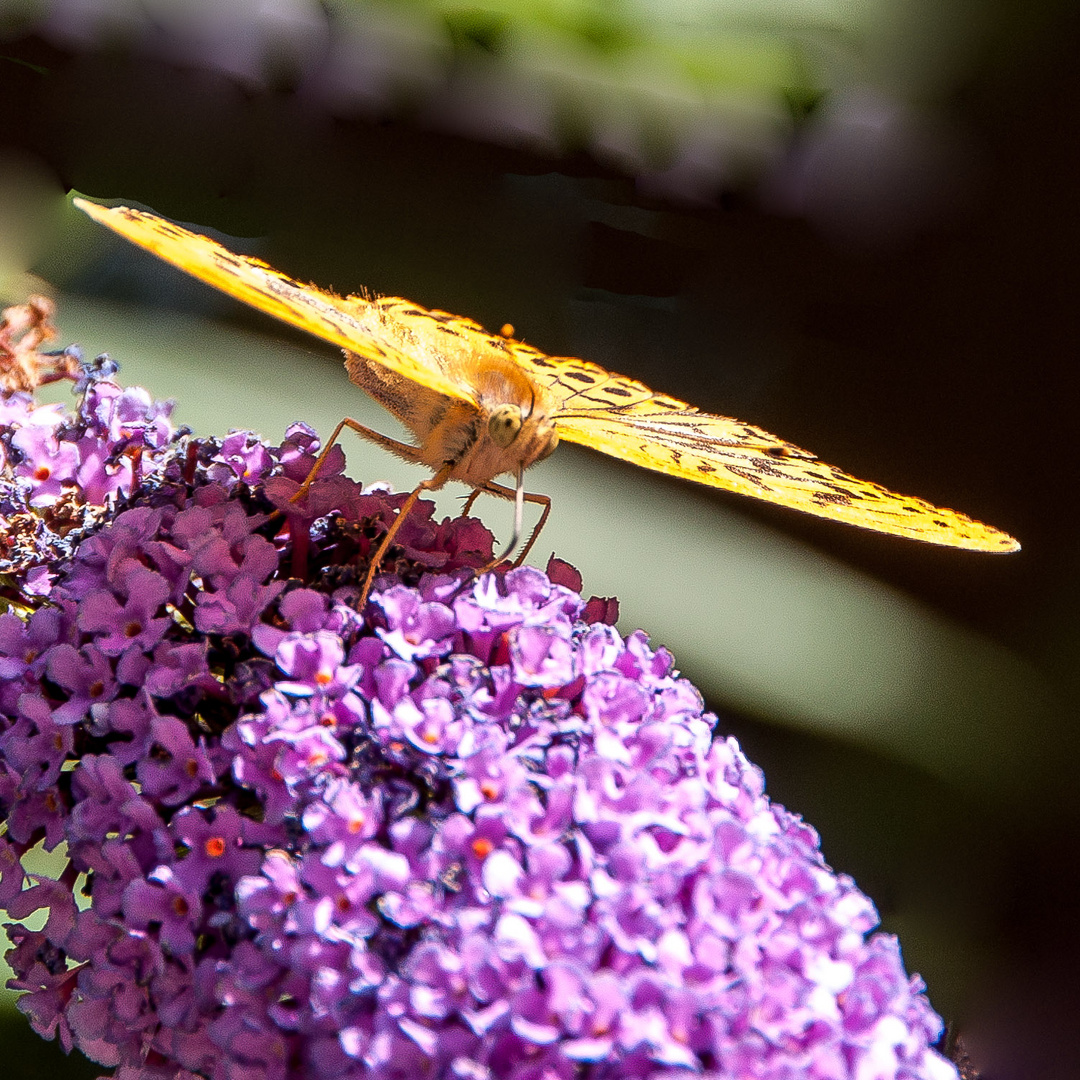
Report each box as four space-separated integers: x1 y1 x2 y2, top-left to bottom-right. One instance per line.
812 491 853 507
726 465 771 491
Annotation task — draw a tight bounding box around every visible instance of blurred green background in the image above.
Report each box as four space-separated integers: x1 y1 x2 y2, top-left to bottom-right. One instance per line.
1 0 1078 1077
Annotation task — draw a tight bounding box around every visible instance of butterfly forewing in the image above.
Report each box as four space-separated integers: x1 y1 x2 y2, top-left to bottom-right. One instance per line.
506 348 1020 553
73 199 475 410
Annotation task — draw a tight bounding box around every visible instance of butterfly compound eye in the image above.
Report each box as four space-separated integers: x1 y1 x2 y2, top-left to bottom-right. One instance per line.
488 404 523 448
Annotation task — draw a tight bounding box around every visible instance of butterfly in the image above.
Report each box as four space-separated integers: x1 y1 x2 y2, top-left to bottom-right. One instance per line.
74 197 1019 601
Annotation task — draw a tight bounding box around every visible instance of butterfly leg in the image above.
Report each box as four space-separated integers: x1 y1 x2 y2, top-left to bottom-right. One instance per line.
358 461 456 608
511 490 551 566
472 476 552 570
461 489 482 517
445 476 551 602
290 418 422 504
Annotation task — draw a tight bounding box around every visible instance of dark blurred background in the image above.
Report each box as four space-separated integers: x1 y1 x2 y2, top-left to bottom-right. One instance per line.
1 1 1077 1076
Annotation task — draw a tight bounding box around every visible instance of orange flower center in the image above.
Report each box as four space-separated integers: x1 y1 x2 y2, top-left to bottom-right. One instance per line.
471 837 494 859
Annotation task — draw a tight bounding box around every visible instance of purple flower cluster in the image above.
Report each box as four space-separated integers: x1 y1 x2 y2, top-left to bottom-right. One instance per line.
0 303 957 1080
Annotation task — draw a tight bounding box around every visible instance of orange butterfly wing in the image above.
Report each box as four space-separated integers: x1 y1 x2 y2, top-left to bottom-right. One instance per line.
73 199 476 410
506 346 1020 553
